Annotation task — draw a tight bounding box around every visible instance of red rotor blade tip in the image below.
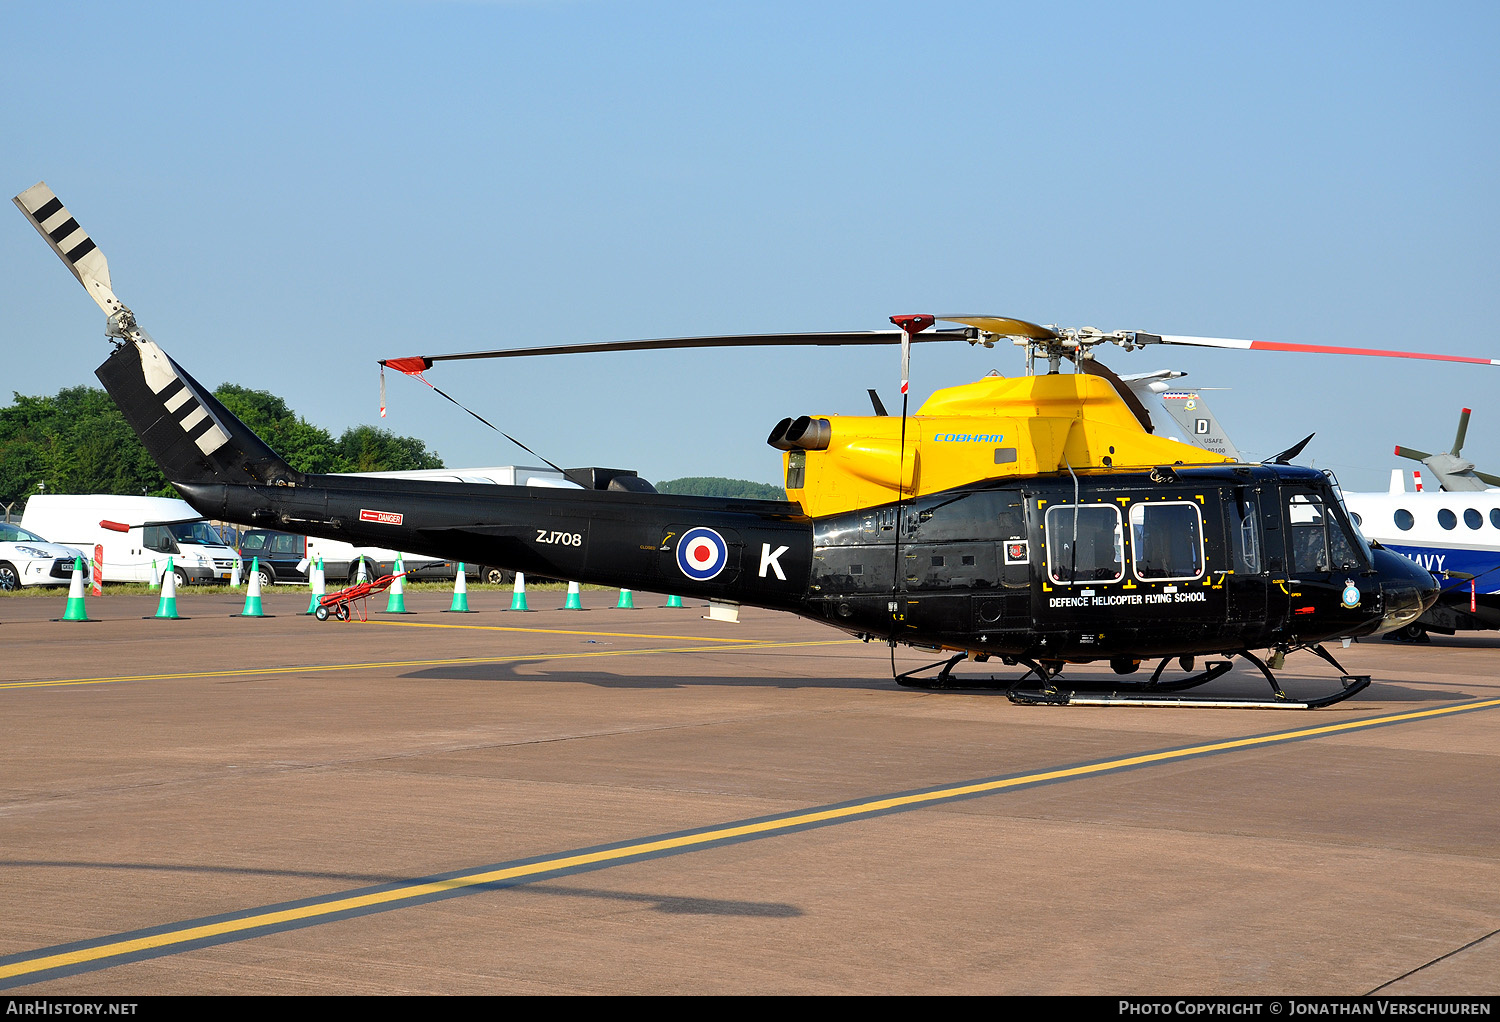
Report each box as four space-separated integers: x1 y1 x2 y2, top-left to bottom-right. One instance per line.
890 314 935 334
382 356 433 376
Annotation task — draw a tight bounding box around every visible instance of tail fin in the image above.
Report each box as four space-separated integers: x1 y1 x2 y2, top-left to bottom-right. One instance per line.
1157 388 1240 460
95 340 301 488
16 181 299 489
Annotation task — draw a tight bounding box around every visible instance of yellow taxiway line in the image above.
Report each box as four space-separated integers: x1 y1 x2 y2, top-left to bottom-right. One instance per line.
0 638 858 691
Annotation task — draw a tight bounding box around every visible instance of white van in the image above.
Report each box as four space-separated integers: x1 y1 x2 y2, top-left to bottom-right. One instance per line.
339 464 580 488
21 495 241 587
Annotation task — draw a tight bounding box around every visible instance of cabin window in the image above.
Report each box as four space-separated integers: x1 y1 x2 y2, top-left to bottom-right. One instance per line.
1044 504 1124 585
1129 502 1204 582
1465 509 1482 530
1230 493 1262 574
1394 509 1414 531
1438 508 1457 531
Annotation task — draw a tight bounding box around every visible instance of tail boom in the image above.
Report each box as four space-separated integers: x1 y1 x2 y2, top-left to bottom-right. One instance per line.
178 475 813 609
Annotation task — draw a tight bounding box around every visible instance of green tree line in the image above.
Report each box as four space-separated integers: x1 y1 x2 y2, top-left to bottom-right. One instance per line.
0 383 442 507
657 476 787 500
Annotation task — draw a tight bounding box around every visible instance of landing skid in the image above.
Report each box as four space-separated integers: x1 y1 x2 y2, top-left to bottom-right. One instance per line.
894 647 1370 709
896 652 1052 691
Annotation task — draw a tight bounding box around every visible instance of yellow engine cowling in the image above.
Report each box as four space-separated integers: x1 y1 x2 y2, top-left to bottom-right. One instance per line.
781 373 1235 518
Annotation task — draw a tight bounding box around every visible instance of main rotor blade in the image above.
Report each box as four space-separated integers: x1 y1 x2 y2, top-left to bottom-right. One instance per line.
389 329 972 367
1394 445 1434 462
1135 333 1500 367
935 315 1059 340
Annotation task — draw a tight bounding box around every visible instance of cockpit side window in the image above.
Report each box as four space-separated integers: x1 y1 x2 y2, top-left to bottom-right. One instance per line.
1286 488 1368 574
1287 492 1330 574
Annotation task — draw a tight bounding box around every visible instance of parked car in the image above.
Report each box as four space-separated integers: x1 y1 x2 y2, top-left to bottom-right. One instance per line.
235 528 508 585
0 521 90 591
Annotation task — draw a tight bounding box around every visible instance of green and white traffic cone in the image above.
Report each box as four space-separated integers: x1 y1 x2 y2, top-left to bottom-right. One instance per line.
240 557 266 617
149 558 160 591
509 572 530 611
153 558 180 619
61 557 90 622
664 594 684 608
305 556 324 614
447 563 471 613
385 555 409 613
563 580 583 610
354 557 369 584
230 555 242 589
615 588 635 609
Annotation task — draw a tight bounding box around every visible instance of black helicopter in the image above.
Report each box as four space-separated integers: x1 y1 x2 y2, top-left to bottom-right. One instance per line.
16 182 1451 708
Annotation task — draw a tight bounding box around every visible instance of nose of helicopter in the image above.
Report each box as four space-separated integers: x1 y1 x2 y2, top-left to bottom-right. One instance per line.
1368 546 1442 636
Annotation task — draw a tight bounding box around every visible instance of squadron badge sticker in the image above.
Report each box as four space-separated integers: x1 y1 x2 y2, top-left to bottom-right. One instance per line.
676 527 729 581
1341 579 1361 609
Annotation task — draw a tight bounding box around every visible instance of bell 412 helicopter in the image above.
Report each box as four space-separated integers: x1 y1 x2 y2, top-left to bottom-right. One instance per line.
16 181 1462 709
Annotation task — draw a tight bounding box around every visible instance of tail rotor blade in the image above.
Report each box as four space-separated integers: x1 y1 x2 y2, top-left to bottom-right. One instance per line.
1394 446 1433 462
1452 408 1472 456
12 182 128 321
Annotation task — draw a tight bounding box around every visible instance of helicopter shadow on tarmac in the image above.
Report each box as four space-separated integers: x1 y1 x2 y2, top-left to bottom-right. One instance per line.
394 656 899 691
392 654 1456 703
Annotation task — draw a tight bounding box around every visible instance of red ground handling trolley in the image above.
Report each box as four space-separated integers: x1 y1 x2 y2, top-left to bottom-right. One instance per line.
314 572 405 621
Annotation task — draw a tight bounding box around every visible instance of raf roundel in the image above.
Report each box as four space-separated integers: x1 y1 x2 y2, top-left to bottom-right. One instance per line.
676 527 729 581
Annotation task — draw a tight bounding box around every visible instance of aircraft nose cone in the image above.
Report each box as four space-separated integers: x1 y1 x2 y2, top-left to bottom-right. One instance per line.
1370 547 1441 636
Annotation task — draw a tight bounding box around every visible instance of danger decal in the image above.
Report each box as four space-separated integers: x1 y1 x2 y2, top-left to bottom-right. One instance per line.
359 508 405 526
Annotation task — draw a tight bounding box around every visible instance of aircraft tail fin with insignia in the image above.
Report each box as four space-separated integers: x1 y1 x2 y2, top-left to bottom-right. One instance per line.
1156 389 1240 460
1120 371 1241 460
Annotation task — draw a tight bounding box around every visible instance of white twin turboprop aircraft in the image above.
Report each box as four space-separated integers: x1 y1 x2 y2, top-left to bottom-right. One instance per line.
1336 409 1500 639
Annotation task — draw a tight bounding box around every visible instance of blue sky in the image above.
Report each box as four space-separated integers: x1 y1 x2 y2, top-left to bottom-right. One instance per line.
4 1 1497 492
